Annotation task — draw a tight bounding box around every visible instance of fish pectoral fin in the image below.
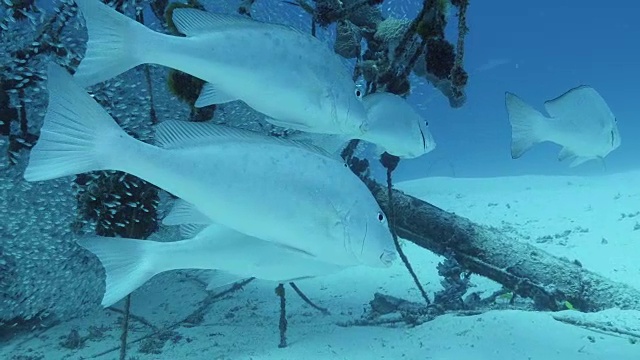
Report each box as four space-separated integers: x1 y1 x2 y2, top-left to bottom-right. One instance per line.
179 224 208 239
271 242 317 258
206 270 248 291
558 147 576 162
287 132 349 157
171 8 260 36
162 199 215 238
265 116 315 132
194 83 238 108
598 157 607 171
569 156 595 168
163 199 213 226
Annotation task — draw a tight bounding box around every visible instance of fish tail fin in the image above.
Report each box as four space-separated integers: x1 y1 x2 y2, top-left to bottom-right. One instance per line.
505 92 548 159
23 63 132 182
77 236 166 307
73 0 153 86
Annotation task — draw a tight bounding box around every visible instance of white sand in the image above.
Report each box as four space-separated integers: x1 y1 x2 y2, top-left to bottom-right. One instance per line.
3 171 640 360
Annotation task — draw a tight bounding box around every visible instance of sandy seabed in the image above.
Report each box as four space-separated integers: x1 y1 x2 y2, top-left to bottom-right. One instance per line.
3 170 639 360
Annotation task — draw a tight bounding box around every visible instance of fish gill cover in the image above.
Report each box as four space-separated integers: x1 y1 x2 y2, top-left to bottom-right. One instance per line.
6 0 636 358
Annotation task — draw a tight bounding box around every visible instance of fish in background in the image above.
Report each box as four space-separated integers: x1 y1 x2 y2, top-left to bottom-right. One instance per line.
71 0 369 137
78 200 348 307
24 63 397 269
288 91 436 159
505 85 621 167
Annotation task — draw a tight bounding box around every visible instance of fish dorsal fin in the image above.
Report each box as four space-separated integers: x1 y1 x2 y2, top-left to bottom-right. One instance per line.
543 85 611 123
154 120 265 148
163 199 212 226
172 9 261 36
194 83 238 108
154 120 340 160
206 270 248 291
180 223 208 239
172 8 305 37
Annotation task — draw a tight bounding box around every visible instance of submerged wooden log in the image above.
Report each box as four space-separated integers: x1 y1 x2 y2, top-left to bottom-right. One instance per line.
369 183 640 312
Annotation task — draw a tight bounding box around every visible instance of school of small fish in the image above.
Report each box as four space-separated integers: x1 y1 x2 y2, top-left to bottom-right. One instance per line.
20 0 622 309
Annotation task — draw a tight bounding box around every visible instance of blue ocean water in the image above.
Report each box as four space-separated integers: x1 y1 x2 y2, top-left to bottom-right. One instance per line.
1 1 639 359
397 0 639 180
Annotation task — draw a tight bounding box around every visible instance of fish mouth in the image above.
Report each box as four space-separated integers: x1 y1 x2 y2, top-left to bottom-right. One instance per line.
379 249 397 267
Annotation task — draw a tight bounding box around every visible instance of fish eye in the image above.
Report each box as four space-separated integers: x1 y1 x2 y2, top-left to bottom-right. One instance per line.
425 120 429 126
377 212 385 222
355 88 362 98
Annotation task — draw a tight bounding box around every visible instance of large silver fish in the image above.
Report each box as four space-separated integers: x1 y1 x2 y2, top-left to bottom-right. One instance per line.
288 91 437 159
72 0 368 136
25 63 396 269
505 85 621 167
78 200 347 307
